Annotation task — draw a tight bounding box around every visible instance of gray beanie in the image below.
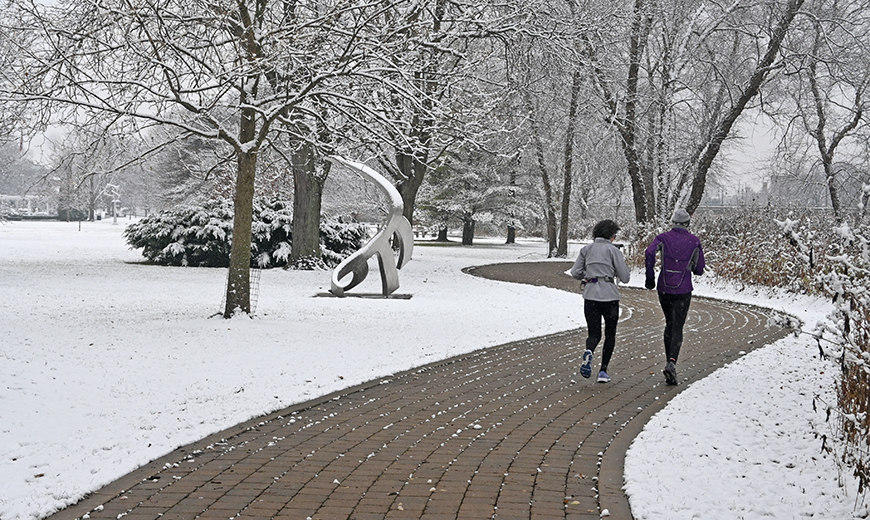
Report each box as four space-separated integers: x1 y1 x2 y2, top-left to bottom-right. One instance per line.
672 208 691 228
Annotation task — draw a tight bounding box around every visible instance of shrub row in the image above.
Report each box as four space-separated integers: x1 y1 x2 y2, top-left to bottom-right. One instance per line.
624 207 835 295
124 199 367 269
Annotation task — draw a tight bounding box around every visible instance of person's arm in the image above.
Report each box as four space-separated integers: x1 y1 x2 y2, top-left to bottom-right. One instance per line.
692 242 705 275
614 248 630 283
569 246 587 280
644 236 661 288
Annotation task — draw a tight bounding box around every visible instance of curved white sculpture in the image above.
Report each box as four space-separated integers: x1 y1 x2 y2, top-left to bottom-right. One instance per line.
327 156 413 297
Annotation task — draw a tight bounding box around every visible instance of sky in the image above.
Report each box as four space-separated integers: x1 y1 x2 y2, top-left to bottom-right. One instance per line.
0 219 866 520
722 112 781 192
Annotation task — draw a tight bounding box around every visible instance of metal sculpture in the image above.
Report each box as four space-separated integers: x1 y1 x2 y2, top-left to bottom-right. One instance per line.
327 156 413 297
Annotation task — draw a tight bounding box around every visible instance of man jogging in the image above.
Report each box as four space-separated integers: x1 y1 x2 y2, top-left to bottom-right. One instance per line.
644 209 705 385
570 219 631 383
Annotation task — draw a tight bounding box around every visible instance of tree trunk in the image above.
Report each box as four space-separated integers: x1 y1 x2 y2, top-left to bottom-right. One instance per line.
584 4 654 224
462 217 475 245
557 70 583 257
395 151 427 225
624 0 654 223
685 0 805 214
861 189 870 222
437 226 448 241
223 100 260 318
805 32 864 221
523 90 558 256
823 161 842 218
88 175 96 221
507 164 517 245
653 57 671 219
224 149 257 317
291 142 326 266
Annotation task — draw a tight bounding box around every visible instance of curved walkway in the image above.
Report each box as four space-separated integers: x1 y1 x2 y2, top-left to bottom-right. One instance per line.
49 262 790 520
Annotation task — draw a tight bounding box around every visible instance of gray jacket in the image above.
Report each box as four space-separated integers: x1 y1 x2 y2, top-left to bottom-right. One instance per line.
569 238 631 302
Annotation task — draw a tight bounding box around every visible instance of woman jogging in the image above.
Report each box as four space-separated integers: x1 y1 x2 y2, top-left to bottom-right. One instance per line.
644 208 706 385
570 219 631 383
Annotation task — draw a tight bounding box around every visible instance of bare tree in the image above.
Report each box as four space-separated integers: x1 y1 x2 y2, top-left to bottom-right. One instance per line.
521 78 560 255
0 143 49 214
502 0 608 257
778 0 869 219
3 0 436 317
363 0 520 228
584 0 806 222
51 127 124 221
685 0 806 214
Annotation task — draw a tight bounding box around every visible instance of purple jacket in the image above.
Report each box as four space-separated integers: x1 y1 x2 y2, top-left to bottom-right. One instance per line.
645 227 705 294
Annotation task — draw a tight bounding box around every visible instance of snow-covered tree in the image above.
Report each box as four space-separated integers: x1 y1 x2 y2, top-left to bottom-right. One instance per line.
583 0 806 222
774 0 870 220
419 147 539 245
2 0 444 317
358 0 525 227
0 143 46 198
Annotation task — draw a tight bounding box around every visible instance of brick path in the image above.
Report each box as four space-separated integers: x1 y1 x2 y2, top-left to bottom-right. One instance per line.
49 262 790 520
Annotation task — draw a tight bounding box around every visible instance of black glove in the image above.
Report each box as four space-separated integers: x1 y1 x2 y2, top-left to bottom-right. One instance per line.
645 277 655 290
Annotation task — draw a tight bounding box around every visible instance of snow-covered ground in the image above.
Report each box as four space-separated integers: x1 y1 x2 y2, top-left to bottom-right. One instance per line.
0 219 865 520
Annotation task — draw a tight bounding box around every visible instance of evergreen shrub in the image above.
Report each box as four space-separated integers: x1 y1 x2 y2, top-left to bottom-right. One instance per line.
124 199 367 268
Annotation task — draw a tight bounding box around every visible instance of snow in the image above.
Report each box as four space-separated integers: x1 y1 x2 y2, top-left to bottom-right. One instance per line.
0 219 866 520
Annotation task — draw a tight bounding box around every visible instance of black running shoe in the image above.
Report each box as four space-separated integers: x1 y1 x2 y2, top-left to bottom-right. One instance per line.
663 361 678 385
580 349 593 379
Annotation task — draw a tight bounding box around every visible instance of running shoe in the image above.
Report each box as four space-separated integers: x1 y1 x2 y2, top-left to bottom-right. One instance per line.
580 349 593 379
663 360 678 385
597 371 611 383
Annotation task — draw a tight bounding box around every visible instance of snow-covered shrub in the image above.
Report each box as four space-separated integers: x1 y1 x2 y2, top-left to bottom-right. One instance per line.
626 207 870 495
251 200 294 268
780 217 870 496
124 200 367 268
320 219 370 267
630 207 870 496
124 201 235 267
626 207 828 295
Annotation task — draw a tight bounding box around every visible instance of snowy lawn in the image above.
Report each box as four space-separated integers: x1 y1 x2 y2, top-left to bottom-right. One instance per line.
0 219 865 519
623 282 866 519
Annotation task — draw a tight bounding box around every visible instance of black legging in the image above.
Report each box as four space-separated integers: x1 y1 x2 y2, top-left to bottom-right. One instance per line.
584 299 620 373
658 292 692 363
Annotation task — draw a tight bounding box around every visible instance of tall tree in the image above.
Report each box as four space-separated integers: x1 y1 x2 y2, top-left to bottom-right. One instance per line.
584 0 806 222
685 0 806 214
367 0 522 227
557 70 584 257
522 81 559 255
2 0 430 317
779 0 869 219
504 0 606 257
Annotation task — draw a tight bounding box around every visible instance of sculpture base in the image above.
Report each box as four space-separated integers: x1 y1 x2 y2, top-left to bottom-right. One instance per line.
315 292 413 300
